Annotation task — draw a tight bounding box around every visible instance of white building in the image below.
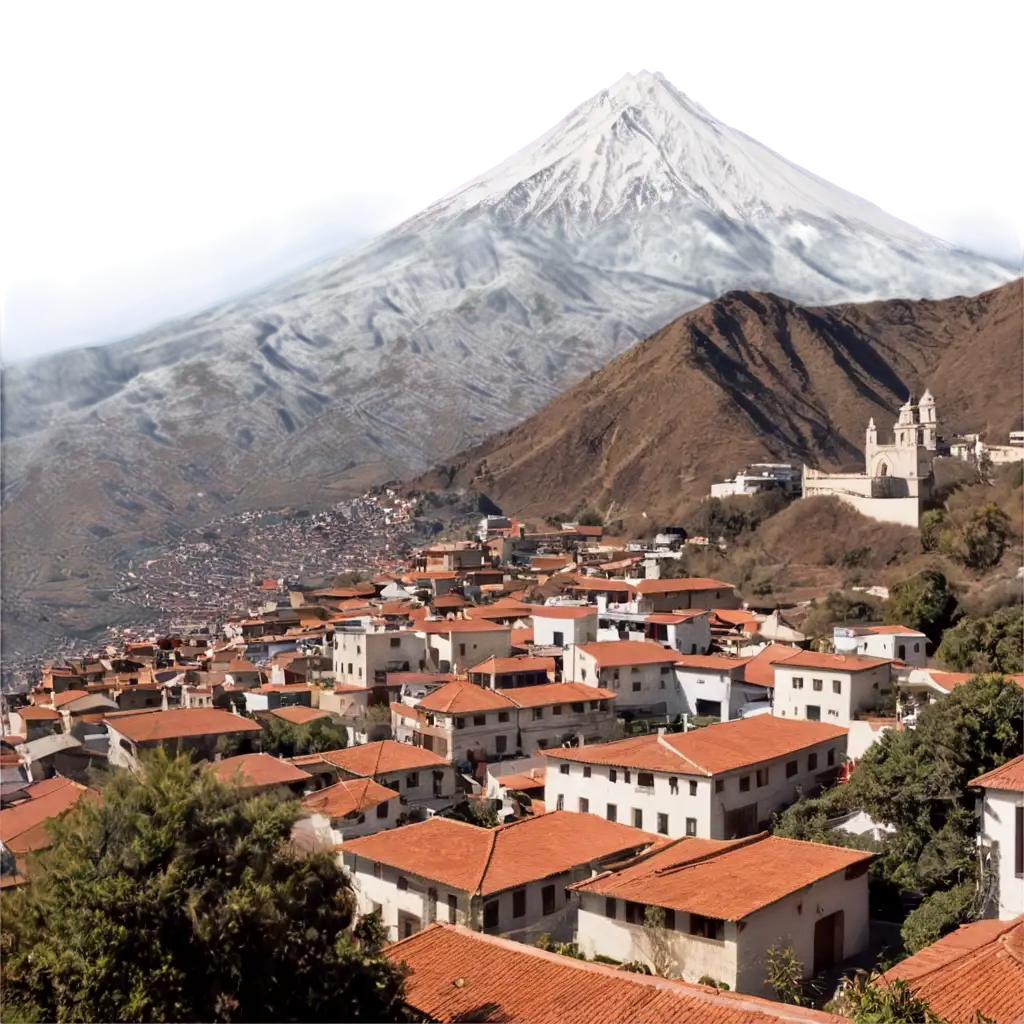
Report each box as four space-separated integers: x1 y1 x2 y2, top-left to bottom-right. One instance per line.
673 654 769 720
531 606 598 648
597 609 712 657
572 832 871 996
391 681 617 763
564 640 685 717
544 715 848 840
972 755 1024 920
296 777 402 846
333 622 427 687
710 463 801 499
340 810 657 943
417 620 512 675
833 625 928 667
802 392 939 527
772 651 893 757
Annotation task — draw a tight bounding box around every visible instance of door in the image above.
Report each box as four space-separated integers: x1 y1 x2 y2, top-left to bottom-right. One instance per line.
813 911 845 973
542 884 556 916
723 803 758 839
398 911 421 939
897 644 906 660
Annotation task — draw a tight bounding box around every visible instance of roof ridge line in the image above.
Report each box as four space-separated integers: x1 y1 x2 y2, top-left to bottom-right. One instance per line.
649 832 769 878
657 733 711 775
475 827 501 896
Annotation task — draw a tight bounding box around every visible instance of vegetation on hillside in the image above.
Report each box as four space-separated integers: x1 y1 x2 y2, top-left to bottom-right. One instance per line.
0 751 406 1023
257 715 348 758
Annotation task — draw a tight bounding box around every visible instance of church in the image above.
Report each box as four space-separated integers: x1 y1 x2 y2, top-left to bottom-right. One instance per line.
801 391 938 527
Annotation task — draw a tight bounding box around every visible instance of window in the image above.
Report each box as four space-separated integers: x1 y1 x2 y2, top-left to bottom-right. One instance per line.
914 643 920 653
808 752 818 771
448 894 458 924
407 772 419 788
455 716 465 729
397 876 409 891
669 776 679 794
496 735 507 754
689 914 725 940
559 763 570 776
373 862 383 879
542 884 556 916
632 681 641 692
498 711 510 722
689 780 697 797
806 705 821 722
610 769 617 783
376 800 389 819
512 889 526 919
625 901 644 924
390 636 400 648
792 677 804 690
632 808 643 829
579 797 590 813
685 817 697 836
658 812 669 835
624 770 631 784
458 643 466 657
786 760 798 778
483 899 499 931
605 897 617 919
583 766 592 778
756 768 769 787
552 631 564 647
533 708 544 720
1015 806 1023 877
590 701 600 710
739 775 751 793
827 708 840 718
571 701 585 713
812 678 823 692
827 747 835 766
347 663 353 675
631 666 640 674
637 772 654 788
553 704 563 715
607 803 617 823
832 679 842 694
556 794 564 811
473 714 486 726
715 779 724 793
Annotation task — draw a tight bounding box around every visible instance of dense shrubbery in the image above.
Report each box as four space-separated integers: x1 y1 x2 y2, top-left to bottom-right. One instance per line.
256 715 348 758
884 569 960 644
935 605 1024 674
920 504 1012 570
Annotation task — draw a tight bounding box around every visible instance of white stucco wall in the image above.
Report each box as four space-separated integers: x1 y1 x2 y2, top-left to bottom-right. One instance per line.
983 788 1024 920
773 664 892 727
532 613 597 648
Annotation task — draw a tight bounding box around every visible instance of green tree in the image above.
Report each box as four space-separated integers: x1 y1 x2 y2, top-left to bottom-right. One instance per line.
764 944 804 1005
935 606 1024 674
0 751 406 1023
884 569 959 644
826 972 945 1022
259 714 348 758
575 508 604 527
939 505 1012 571
440 798 500 828
919 509 946 553
900 882 976 954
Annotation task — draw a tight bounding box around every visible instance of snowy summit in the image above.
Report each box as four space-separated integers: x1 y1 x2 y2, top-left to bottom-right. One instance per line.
387 70 946 249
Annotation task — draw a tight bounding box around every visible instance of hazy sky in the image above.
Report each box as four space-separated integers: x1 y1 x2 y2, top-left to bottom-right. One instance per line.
2 61 1024 366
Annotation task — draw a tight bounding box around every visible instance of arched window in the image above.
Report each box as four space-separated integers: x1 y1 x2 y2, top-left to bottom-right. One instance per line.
878 462 888 477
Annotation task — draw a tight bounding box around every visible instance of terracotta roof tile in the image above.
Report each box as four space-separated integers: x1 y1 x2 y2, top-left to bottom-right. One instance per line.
571 833 872 920
386 924 850 1024
510 627 534 647
0 777 94 852
417 619 511 634
15 706 62 721
863 624 927 636
673 655 751 672
210 752 312 788
468 655 555 675
302 777 399 818
106 708 262 743
544 716 847 776
496 683 616 709
50 689 90 708
883 917 1024 1024
569 577 636 594
343 811 658 896
971 753 1024 793
741 644 804 688
318 739 449 776
416 682 516 714
496 769 545 792
635 577 735 595
576 641 683 667
266 705 333 726
775 651 891 672
647 610 707 625
531 605 597 620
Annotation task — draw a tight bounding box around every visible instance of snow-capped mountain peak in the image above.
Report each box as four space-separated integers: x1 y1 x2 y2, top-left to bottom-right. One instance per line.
415 70 944 247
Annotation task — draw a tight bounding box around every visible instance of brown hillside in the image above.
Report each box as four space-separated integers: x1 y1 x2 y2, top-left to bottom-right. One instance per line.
419 280 1023 522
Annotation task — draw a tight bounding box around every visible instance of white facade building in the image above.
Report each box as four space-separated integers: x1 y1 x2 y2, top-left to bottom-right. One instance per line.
418 621 512 675
673 655 768 720
531 607 598 648
544 716 848 840
295 777 402 846
564 641 685 717
333 623 427 687
833 625 928 667
972 756 1024 920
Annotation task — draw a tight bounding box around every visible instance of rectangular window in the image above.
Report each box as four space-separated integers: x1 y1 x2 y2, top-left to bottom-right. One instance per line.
607 803 617 823
572 702 584 713
473 714 486 726
632 681 641 692
448 894 458 924
559 763 570 776
579 797 589 813
390 636 400 648
806 705 821 722
553 704 563 715
685 817 697 836
496 735 507 753
373 861 383 879
669 776 678 794
689 914 725 940
632 808 643 829
689 779 697 797
512 889 526 919
407 772 419 788
583 766 592 778
624 770 631 784
376 800 389 819
609 769 617 783
808 753 818 771
832 679 842 694
455 717 465 729
756 768 769 788
786 760 798 778
625 901 643 924
605 897 617 919
397 876 409 891
498 711 510 722
664 909 676 930
533 708 544 720
459 644 466 657
792 677 804 690
483 899 499 931
637 772 654 788
556 794 564 811
827 747 835 766
812 678 823 692
739 775 751 793
658 812 669 835
715 779 724 793
542 884 556 916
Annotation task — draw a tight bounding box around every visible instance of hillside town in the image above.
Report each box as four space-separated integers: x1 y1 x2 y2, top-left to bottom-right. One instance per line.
3 468 1021 1022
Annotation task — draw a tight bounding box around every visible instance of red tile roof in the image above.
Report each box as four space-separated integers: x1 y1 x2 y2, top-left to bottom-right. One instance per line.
496 683 616 709
510 627 534 647
741 644 804 688
774 651 891 673
576 641 683 667
496 769 545 792
318 739 449 776
572 832 871 920
673 655 750 672
531 606 598 620
971 754 1024 793
254 682 315 694
0 777 94 853
569 577 636 594
544 716 847 776
15 706 62 721
386 924 849 1024
210 752 312 788
107 708 262 743
302 777 399 818
635 577 735 595
50 689 90 708
343 811 658 896
883 917 1024 1024
647 611 707 625
416 682 515 714
417 619 511 634
266 705 333 726
464 603 535 620
862 624 927 636
468 655 555 675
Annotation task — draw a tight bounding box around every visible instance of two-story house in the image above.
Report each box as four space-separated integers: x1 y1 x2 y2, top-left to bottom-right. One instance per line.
531 606 598 648
340 810 658 944
333 622 427 687
572 831 872 995
672 654 766 720
418 620 512 675
833 624 928 666
543 715 848 839
297 777 403 846
564 640 684 717
972 755 1024 920
467 655 554 689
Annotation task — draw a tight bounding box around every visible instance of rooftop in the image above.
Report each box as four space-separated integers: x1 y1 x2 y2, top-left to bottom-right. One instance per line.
0 777 95 853
971 754 1024 793
342 810 658 896
415 681 617 715
314 739 449 777
106 708 262 744
531 605 598 620
634 577 735 595
266 705 333 726
468 655 555 676
673 655 751 672
571 832 871 920
741 644 804 688
302 777 399 818
576 640 683 668
772 651 891 673
386 924 848 1024
544 716 847 776
417 619 511 634
209 752 312 789
883 917 1024 1024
